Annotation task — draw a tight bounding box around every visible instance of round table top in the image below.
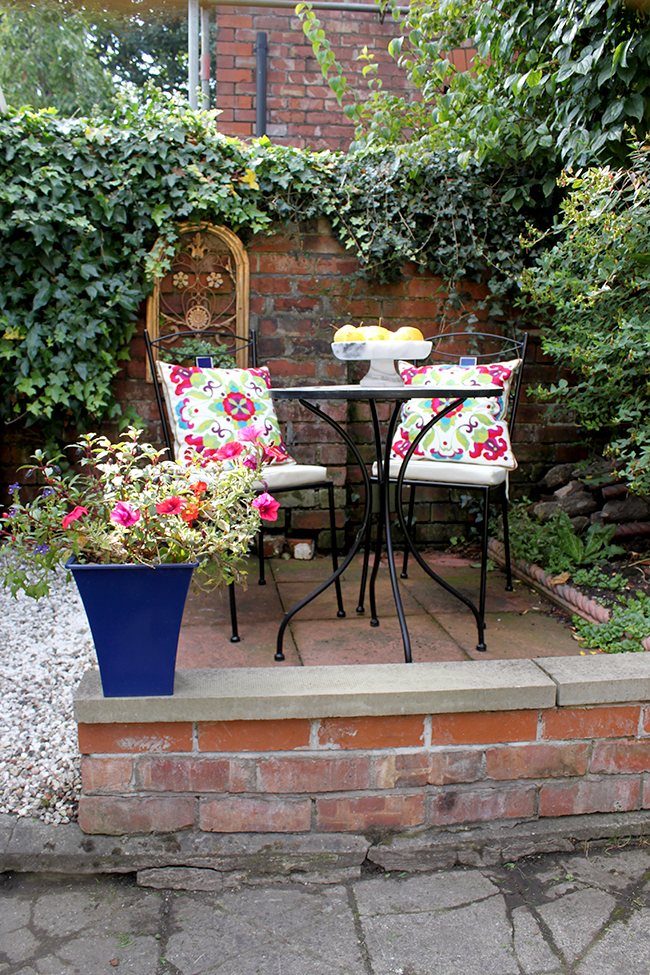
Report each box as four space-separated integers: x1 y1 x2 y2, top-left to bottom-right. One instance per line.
270 384 504 401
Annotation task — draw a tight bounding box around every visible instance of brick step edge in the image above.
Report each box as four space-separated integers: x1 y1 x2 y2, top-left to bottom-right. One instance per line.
2 811 650 887
487 538 650 650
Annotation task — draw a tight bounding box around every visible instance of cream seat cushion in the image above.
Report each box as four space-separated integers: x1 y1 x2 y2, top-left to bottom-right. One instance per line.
372 459 507 487
255 464 330 490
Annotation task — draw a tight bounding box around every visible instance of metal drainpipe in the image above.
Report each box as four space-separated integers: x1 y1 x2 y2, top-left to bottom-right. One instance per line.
200 5 211 110
255 32 267 138
188 0 200 110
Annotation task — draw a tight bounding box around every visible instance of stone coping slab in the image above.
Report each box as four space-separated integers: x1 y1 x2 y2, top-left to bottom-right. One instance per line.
3 810 650 879
535 653 650 706
74 659 556 724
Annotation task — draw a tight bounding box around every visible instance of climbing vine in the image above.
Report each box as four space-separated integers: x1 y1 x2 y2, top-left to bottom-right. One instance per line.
0 92 544 436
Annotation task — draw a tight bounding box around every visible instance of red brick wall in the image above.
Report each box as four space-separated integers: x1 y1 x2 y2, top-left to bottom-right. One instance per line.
76 703 650 835
211 5 474 151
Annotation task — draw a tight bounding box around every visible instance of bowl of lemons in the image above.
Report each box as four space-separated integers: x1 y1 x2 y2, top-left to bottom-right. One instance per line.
331 322 432 386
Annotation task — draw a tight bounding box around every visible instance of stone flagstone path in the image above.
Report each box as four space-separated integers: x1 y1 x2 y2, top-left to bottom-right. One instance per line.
2 844 650 974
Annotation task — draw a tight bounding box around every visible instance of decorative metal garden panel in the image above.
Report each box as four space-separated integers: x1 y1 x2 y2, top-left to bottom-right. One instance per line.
146 223 250 377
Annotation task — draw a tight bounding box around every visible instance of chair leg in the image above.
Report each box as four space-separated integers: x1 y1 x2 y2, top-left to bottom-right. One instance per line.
327 483 345 618
401 483 416 579
501 480 513 591
257 526 266 585
357 509 373 614
228 582 241 643
476 488 490 652
369 508 384 627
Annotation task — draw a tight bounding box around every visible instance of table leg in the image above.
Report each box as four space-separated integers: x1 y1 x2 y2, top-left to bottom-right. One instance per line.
381 401 413 662
394 399 488 653
274 400 371 662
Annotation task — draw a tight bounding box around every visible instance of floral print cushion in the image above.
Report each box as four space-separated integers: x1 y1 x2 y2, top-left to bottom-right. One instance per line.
157 362 295 466
390 359 522 469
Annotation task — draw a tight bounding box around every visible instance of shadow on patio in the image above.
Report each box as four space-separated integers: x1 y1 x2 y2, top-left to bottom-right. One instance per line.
177 552 582 669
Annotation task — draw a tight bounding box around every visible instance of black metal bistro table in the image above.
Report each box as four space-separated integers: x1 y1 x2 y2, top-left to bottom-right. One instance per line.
270 383 504 663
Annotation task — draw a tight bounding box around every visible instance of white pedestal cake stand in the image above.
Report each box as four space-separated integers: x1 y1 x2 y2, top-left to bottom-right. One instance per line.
331 340 432 386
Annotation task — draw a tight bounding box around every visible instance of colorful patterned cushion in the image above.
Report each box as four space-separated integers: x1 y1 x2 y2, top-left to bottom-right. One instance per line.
391 359 521 469
157 362 295 466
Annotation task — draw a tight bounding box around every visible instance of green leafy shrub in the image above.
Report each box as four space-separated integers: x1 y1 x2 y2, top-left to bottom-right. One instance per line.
572 566 627 592
575 593 650 653
509 505 625 576
520 141 650 494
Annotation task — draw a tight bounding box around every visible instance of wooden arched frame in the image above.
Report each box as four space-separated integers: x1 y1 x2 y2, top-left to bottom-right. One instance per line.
145 222 250 379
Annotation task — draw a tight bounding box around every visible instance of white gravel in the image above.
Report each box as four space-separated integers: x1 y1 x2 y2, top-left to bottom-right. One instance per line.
0 563 95 824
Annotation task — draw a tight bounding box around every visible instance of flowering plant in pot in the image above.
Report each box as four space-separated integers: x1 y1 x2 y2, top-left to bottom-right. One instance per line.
1 426 279 696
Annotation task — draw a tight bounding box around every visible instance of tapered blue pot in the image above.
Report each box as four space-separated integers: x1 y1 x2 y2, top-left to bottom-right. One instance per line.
66 557 198 697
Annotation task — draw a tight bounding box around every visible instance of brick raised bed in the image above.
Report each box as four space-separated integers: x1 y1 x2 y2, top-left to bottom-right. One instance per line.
74 656 650 840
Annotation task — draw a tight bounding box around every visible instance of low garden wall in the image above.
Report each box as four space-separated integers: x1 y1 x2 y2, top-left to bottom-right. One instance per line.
74 655 650 848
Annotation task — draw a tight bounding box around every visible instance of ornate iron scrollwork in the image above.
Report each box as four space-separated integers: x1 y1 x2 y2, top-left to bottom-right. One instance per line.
146 223 250 376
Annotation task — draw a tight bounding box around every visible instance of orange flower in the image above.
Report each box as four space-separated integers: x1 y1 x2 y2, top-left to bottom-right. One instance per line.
192 481 208 498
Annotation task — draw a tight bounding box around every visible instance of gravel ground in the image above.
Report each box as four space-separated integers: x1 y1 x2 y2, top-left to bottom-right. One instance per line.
0 562 95 824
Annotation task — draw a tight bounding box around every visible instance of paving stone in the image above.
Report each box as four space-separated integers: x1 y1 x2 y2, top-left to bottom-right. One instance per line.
137 866 224 890
164 885 364 975
359 885 517 975
537 849 650 895
353 870 500 914
1 927 39 964
54 932 159 975
536 888 617 962
438 608 580 659
576 908 650 975
511 905 563 974
0 894 31 934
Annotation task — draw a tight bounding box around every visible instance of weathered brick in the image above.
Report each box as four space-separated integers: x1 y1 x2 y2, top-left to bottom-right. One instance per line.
256 755 370 793
373 748 484 789
134 756 253 793
197 718 310 752
591 739 650 774
80 756 133 794
78 796 194 835
317 715 426 750
538 777 641 817
77 722 193 755
486 742 590 781
541 706 641 742
429 784 536 826
429 711 538 746
315 794 425 831
199 797 311 832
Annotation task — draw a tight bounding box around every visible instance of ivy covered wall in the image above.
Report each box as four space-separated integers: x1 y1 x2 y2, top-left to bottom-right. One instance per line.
0 100 578 538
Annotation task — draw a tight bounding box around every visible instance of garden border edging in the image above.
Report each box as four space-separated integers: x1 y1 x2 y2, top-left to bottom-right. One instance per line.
487 538 610 625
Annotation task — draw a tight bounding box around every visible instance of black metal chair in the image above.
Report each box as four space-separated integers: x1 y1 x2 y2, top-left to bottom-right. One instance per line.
358 330 527 650
144 326 344 642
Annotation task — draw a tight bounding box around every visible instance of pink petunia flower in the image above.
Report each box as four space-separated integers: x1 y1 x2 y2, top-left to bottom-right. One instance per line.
156 496 185 516
110 501 141 527
213 441 244 461
237 423 264 443
252 492 280 522
62 506 88 530
242 454 259 471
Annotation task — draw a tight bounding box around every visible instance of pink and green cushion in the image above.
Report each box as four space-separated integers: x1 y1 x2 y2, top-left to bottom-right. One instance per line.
157 362 295 466
391 358 522 470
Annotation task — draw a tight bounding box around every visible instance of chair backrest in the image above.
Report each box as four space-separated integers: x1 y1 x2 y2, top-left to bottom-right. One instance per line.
144 326 258 460
424 330 528 437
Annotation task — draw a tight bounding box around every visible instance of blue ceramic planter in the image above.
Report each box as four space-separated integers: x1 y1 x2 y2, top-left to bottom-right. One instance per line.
66 557 198 697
